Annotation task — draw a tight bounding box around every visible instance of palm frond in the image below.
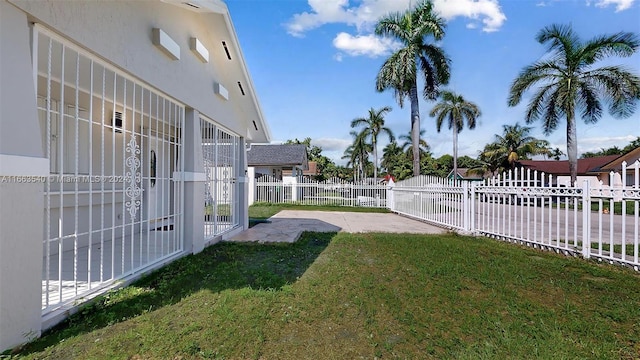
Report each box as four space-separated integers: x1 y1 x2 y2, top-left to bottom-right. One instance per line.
523 82 556 123
541 88 561 134
581 32 640 64
536 24 579 58
582 66 640 118
375 12 411 43
508 60 561 106
411 1 446 40
576 81 602 123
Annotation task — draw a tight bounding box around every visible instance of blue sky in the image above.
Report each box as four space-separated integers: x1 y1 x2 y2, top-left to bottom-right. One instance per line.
226 0 640 165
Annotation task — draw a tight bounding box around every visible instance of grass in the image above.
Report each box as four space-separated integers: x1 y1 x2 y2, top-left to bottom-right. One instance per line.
8 232 640 359
551 200 637 216
204 204 230 217
591 200 637 216
248 202 389 221
590 242 638 256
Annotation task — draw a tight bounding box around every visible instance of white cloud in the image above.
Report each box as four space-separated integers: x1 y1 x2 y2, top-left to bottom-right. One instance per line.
285 0 408 37
333 32 400 58
286 0 507 37
592 0 636 11
432 0 506 33
311 137 353 165
286 0 358 37
577 135 637 154
312 137 352 152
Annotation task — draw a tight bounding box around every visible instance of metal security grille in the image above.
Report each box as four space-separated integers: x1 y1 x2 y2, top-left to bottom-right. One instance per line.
201 118 241 240
35 26 185 313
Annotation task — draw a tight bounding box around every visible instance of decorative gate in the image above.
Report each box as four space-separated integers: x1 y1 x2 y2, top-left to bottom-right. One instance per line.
200 118 241 240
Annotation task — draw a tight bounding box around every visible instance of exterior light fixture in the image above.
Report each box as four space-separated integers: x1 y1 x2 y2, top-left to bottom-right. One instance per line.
190 37 209 63
152 28 180 60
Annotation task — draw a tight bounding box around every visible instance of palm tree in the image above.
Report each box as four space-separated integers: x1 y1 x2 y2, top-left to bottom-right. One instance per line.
481 123 550 172
375 0 450 177
429 91 481 180
350 106 395 181
399 129 430 159
508 24 640 185
550 147 564 161
343 130 372 181
381 141 404 175
393 160 414 181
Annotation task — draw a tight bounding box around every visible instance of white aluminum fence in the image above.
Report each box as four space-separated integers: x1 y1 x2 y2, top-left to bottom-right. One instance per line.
391 175 469 230
254 176 389 208
391 161 640 269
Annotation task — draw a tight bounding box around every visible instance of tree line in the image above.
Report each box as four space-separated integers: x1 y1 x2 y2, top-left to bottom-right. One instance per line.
352 1 639 184
292 1 640 183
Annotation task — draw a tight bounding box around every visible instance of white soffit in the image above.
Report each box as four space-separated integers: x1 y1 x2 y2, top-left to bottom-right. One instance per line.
214 82 229 100
152 28 180 60
161 0 227 14
190 37 209 63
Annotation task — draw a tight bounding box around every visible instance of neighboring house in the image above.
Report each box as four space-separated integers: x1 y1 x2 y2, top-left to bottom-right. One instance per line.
518 155 620 186
589 146 640 187
247 144 309 180
0 0 270 350
306 161 320 178
446 168 485 181
380 174 396 184
246 144 308 205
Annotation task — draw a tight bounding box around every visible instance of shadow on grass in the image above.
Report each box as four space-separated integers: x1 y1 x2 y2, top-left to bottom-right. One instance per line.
14 231 334 356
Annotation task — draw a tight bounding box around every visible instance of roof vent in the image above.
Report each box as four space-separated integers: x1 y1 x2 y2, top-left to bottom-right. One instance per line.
222 41 232 60
183 2 200 9
113 111 123 132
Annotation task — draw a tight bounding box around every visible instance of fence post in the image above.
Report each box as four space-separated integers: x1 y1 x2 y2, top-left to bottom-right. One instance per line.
247 167 255 206
387 179 395 211
462 181 470 231
469 181 476 233
582 180 591 259
291 176 298 202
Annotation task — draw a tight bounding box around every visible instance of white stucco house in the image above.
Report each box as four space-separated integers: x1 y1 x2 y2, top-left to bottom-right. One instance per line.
0 0 271 350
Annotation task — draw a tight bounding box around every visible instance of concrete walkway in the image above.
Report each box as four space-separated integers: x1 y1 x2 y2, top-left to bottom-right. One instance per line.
228 210 446 243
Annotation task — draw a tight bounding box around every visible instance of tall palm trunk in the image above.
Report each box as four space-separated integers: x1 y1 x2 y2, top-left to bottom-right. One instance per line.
567 112 578 186
373 137 378 182
452 116 458 184
409 82 421 176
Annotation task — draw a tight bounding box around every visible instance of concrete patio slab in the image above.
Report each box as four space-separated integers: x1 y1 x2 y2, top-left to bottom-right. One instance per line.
228 210 447 243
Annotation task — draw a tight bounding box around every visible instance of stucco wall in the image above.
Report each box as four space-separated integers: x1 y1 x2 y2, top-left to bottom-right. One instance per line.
0 1 42 157
0 2 45 350
9 0 266 141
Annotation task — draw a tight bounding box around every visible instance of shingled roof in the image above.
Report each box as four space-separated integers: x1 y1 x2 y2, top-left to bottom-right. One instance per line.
517 155 619 175
247 144 309 169
596 147 640 173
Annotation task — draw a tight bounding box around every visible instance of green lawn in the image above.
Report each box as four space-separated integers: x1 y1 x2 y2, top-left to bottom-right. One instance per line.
9 232 640 359
248 203 389 221
592 200 637 216
551 200 637 216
